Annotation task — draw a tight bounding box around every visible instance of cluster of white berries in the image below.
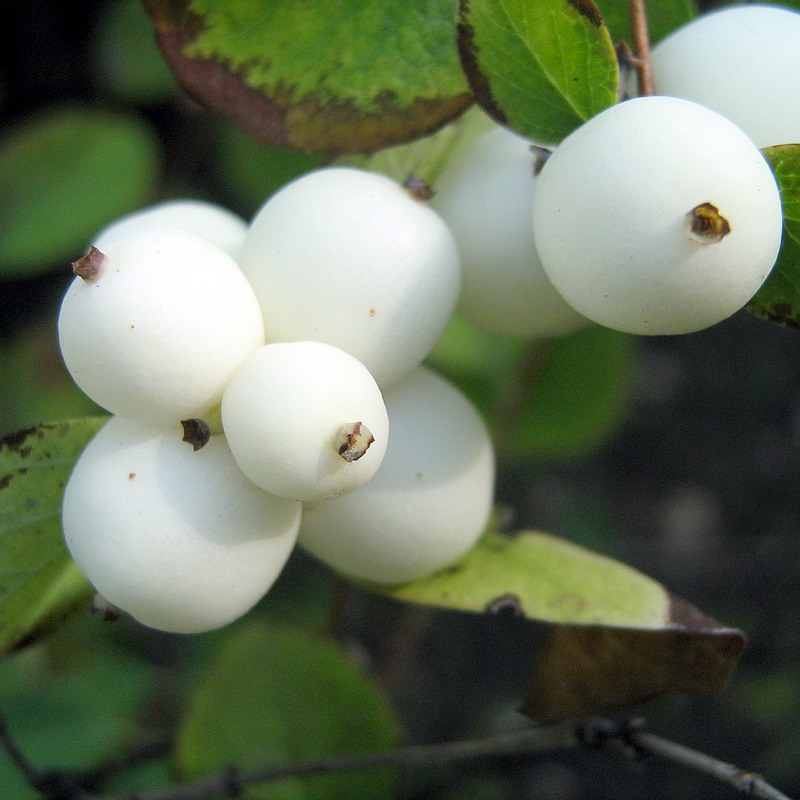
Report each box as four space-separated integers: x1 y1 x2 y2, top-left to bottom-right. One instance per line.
59 173 494 634
58 3 796 635
435 4 796 339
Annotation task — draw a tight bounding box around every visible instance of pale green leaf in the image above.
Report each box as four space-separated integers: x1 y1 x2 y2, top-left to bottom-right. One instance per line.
380 530 669 628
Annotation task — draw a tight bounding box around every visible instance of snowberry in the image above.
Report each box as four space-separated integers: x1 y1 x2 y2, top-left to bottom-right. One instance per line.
298 366 495 585
62 416 301 634
237 166 461 387
649 4 800 149
532 96 783 336
58 227 264 423
93 199 248 259
432 125 586 338
222 341 389 503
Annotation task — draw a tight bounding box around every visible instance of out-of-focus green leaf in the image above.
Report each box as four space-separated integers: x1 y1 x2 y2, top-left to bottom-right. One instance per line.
426 314 527 424
457 0 618 144
748 145 800 329
344 106 495 188
0 323 100 436
507 325 635 460
143 0 472 154
176 623 398 800
214 124 324 216
376 529 746 721
0 616 156 796
94 0 179 104
596 0 697 46
429 322 633 460
0 418 106 652
0 107 161 278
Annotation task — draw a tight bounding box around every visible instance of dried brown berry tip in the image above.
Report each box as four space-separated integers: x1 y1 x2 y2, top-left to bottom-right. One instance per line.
403 174 435 202
71 246 106 281
181 418 212 451
686 202 731 244
335 421 375 462
530 145 553 176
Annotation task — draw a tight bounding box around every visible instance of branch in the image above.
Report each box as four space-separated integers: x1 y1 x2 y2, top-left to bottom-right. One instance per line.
1 713 794 800
97 725 579 800
630 726 794 800
629 0 654 96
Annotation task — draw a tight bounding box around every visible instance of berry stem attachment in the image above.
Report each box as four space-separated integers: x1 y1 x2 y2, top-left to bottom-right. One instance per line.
181 418 212 451
403 174 435 202
71 246 105 281
686 203 731 244
335 421 374 462
629 0 654 96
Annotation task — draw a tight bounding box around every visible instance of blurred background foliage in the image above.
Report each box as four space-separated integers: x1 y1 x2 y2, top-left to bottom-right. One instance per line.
1 1 800 798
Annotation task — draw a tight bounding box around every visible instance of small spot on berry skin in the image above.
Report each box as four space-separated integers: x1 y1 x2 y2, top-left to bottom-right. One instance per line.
72 246 106 281
686 202 731 244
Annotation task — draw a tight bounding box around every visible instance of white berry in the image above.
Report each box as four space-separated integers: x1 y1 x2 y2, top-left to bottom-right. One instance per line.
58 227 265 423
298 366 495 585
532 96 783 336
92 200 248 259
237 167 461 387
62 416 301 634
650 4 800 149
222 341 389 503
432 125 586 338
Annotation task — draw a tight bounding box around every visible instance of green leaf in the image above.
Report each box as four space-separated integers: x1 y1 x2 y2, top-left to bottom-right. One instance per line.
94 0 180 104
343 106 496 188
425 313 528 424
506 325 635 460
0 617 157 796
426 321 633 459
0 418 106 653
0 107 161 278
382 530 668 627
176 623 398 800
0 324 100 436
748 144 800 329
596 0 696 46
376 529 746 720
214 124 324 216
143 0 472 154
457 0 619 144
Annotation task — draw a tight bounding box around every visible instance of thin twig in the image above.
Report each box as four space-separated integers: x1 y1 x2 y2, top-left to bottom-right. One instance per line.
631 728 794 800
0 715 42 787
325 574 352 640
98 725 578 800
79 738 172 789
2 714 794 800
629 0 654 96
